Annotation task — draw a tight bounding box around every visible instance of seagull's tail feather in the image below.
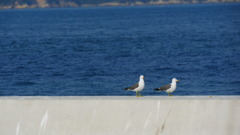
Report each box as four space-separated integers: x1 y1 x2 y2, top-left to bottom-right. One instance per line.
154 88 163 91
125 88 130 91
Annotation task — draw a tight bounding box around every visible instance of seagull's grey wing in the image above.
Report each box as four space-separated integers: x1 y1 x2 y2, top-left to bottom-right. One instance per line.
154 84 171 91
125 83 139 91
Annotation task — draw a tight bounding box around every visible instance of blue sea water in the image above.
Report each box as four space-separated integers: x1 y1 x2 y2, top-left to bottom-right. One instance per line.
0 3 239 96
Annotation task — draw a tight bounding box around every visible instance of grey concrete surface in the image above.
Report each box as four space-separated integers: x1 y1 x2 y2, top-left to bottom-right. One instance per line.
0 96 240 135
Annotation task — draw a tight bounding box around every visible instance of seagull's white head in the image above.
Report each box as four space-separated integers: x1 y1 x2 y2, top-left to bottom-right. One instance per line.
172 78 179 82
140 75 144 79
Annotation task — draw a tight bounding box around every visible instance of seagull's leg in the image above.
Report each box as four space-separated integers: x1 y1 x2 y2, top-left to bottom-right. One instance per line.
136 91 142 97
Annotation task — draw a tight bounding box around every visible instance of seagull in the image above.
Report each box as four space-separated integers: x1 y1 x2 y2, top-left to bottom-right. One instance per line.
125 75 145 97
154 78 179 96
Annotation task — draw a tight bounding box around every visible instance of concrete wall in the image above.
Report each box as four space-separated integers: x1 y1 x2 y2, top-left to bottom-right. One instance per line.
0 96 240 135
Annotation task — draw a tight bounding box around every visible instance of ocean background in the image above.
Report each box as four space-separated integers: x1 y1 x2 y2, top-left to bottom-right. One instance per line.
0 3 239 96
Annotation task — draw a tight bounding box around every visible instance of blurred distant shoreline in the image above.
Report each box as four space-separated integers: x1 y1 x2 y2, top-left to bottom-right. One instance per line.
0 0 239 10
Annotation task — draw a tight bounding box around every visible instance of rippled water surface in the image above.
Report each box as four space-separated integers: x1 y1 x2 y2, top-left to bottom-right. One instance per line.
0 3 240 96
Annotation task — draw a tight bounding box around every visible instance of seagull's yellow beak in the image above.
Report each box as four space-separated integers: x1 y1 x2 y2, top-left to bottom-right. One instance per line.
176 80 180 82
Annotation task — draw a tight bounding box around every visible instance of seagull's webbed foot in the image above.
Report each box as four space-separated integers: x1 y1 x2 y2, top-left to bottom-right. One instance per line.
138 93 143 97
136 91 143 97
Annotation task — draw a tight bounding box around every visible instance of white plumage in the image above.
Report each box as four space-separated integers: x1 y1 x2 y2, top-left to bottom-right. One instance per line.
125 75 145 97
154 78 179 96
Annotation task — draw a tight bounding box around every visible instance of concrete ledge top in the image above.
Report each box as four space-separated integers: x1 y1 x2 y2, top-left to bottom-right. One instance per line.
0 96 239 100
1 96 240 135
